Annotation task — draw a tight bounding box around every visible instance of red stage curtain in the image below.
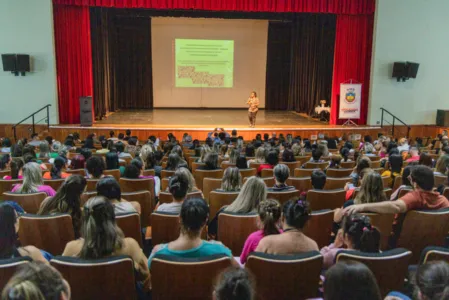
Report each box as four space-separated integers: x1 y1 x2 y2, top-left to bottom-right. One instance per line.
52 0 375 14
53 5 93 124
330 14 374 125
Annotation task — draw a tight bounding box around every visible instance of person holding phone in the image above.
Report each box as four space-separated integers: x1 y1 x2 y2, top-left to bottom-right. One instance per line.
247 91 260 128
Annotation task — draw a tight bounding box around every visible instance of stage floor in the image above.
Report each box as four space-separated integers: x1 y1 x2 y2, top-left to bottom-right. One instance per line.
94 109 326 129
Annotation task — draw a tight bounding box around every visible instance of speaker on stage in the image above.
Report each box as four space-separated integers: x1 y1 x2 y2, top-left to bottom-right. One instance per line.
436 110 449 127
80 96 93 126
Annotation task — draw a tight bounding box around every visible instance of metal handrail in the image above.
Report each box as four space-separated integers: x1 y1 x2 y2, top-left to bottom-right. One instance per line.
380 108 411 137
12 104 51 141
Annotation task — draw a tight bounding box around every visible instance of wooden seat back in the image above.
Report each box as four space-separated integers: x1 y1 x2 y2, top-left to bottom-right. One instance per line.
324 177 351 190
3 192 47 214
303 210 334 249
122 190 153 227
306 189 346 211
193 169 223 190
218 212 258 255
266 190 299 205
116 212 143 248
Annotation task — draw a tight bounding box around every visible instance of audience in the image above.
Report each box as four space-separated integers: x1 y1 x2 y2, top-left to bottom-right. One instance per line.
406 147 420 162
0 153 10 170
11 162 56 196
69 154 86 170
85 156 105 179
43 156 70 179
62 196 149 286
434 155 449 175
281 148 295 162
219 167 242 192
157 174 188 213
166 153 182 171
311 170 327 190
344 170 387 208
419 152 434 168
96 177 141 214
3 158 23 180
235 155 248 170
198 152 220 170
255 199 318 254
327 155 342 170
38 175 86 238
105 152 125 175
257 150 278 175
247 147 266 167
268 164 294 192
214 268 254 300
240 199 282 264
390 165 414 200
350 156 372 185
382 154 403 187
415 261 449 300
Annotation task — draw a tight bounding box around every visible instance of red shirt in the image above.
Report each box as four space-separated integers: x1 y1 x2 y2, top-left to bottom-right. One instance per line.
405 156 420 163
400 189 449 211
257 164 274 176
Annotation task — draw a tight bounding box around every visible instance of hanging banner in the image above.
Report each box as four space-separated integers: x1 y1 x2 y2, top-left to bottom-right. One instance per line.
339 83 362 119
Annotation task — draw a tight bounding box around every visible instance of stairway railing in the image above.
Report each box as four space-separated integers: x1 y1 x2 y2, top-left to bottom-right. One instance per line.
380 107 411 138
12 104 51 141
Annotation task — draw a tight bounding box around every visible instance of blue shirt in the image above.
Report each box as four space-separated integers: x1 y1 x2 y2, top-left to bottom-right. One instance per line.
148 241 232 268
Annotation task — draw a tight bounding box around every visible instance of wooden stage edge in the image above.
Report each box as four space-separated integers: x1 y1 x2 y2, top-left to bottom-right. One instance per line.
0 124 443 142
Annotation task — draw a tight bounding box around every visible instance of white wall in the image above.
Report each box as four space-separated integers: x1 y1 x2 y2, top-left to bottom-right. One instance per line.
0 0 58 124
368 0 449 125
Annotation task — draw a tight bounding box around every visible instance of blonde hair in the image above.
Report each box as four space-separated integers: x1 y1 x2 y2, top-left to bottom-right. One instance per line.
292 144 301 156
255 147 266 163
226 176 266 213
175 167 197 193
354 171 387 204
199 145 212 163
228 148 240 164
221 167 242 192
17 162 43 193
435 155 449 174
318 143 329 157
139 144 153 166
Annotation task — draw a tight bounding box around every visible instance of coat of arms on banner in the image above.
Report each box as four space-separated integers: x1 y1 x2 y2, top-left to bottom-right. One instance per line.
345 88 356 103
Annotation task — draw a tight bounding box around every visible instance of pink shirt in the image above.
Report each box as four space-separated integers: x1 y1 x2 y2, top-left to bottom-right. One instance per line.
240 229 282 264
3 175 23 180
320 243 354 269
11 184 56 197
406 156 420 162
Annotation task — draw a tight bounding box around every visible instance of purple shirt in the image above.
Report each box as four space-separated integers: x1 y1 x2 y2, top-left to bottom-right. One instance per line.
11 184 56 197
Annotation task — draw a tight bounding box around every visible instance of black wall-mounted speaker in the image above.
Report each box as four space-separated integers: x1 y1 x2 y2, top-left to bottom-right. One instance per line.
2 54 16 72
436 110 449 127
16 54 30 72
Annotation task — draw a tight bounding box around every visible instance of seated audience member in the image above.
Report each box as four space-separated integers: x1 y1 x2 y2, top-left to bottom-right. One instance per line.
350 156 372 185
390 165 415 200
123 164 141 179
96 177 141 215
218 167 242 192
105 152 125 175
327 137 338 150
165 153 182 171
62 196 149 286
37 142 51 159
157 174 188 213
419 152 434 168
257 150 279 176
245 143 255 158
3 159 23 180
96 139 110 154
1 137 12 153
69 154 86 170
208 176 267 237
124 129 132 141
363 135 376 156
235 155 248 170
2 262 70 300
345 165 449 215
0 153 10 170
247 147 266 168
303 140 313 153
397 137 410 153
256 199 318 254
268 164 295 192
214 268 254 300
43 156 70 180
115 141 132 159
219 145 229 159
321 214 380 269
182 135 193 149
434 154 449 175
79 148 92 162
291 143 301 157
175 167 201 194
406 147 420 162
382 154 403 187
344 170 386 206
305 149 324 166
38 175 86 238
324 261 381 300
311 170 326 190
10 144 23 158
125 137 139 157
318 143 330 158
149 198 235 268
83 136 95 149
85 156 105 179
28 133 41 147
327 155 343 171
340 147 352 162
282 148 295 162
240 199 282 264
0 203 47 262
413 261 449 300
197 152 221 170
11 162 56 197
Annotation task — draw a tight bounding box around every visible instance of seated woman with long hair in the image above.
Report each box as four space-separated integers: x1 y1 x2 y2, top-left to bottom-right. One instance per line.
257 150 279 176
165 153 182 171
321 214 380 269
156 174 189 214
434 154 449 176
69 154 85 170
0 203 47 262
240 199 282 264
105 152 125 176
326 155 342 171
3 158 23 180
175 167 201 193
0 153 10 170
197 152 221 170
256 199 318 254
218 167 242 192
381 154 403 187
236 155 249 170
11 162 56 197
85 156 105 179
227 148 240 165
127 158 161 197
281 148 295 162
149 198 236 268
96 177 141 215
43 156 70 180
38 175 86 238
62 196 149 286
208 176 266 238
349 155 372 186
247 147 266 168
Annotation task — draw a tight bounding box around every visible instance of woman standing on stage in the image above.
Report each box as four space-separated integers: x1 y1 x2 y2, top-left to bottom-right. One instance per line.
247 91 260 128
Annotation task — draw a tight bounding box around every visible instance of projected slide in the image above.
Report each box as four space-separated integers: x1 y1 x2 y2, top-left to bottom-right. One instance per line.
175 39 234 88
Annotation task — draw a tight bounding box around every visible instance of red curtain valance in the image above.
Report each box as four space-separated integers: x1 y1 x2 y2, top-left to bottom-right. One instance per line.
52 0 375 15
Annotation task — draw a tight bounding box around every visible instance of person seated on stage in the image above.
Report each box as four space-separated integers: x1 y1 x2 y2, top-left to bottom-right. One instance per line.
217 167 242 193
282 148 295 162
267 164 295 192
257 150 279 176
247 147 266 168
197 152 221 171
156 174 189 214
236 155 249 170
311 170 326 190
255 199 318 255
86 156 105 179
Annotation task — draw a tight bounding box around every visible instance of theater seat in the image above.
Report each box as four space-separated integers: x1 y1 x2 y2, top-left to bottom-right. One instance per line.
0 179 22 201
103 169 121 181
209 191 239 218
266 190 299 205
158 191 203 204
218 212 258 255
326 168 353 178
286 177 312 193
0 256 32 292
86 179 100 192
151 212 180 246
18 213 75 255
361 213 395 251
194 169 223 190
246 251 323 300
51 255 137 300
303 210 334 249
340 161 355 168
239 168 257 179
420 246 449 264
116 212 143 248
161 170 175 179
43 178 65 192
280 161 301 176
336 248 412 297
119 178 155 207
65 169 86 177
304 162 328 170
3 192 47 214
294 168 320 177
151 254 232 300
324 177 352 190
80 191 97 207
306 189 346 211
142 169 155 177
261 168 274 178
122 190 153 227
202 178 222 202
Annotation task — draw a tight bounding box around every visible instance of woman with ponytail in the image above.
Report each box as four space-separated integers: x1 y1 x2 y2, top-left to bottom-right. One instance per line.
321 214 380 269
156 173 189 213
2 262 70 300
43 156 70 180
3 159 23 180
256 198 318 255
62 196 149 286
240 199 282 264
38 175 86 239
